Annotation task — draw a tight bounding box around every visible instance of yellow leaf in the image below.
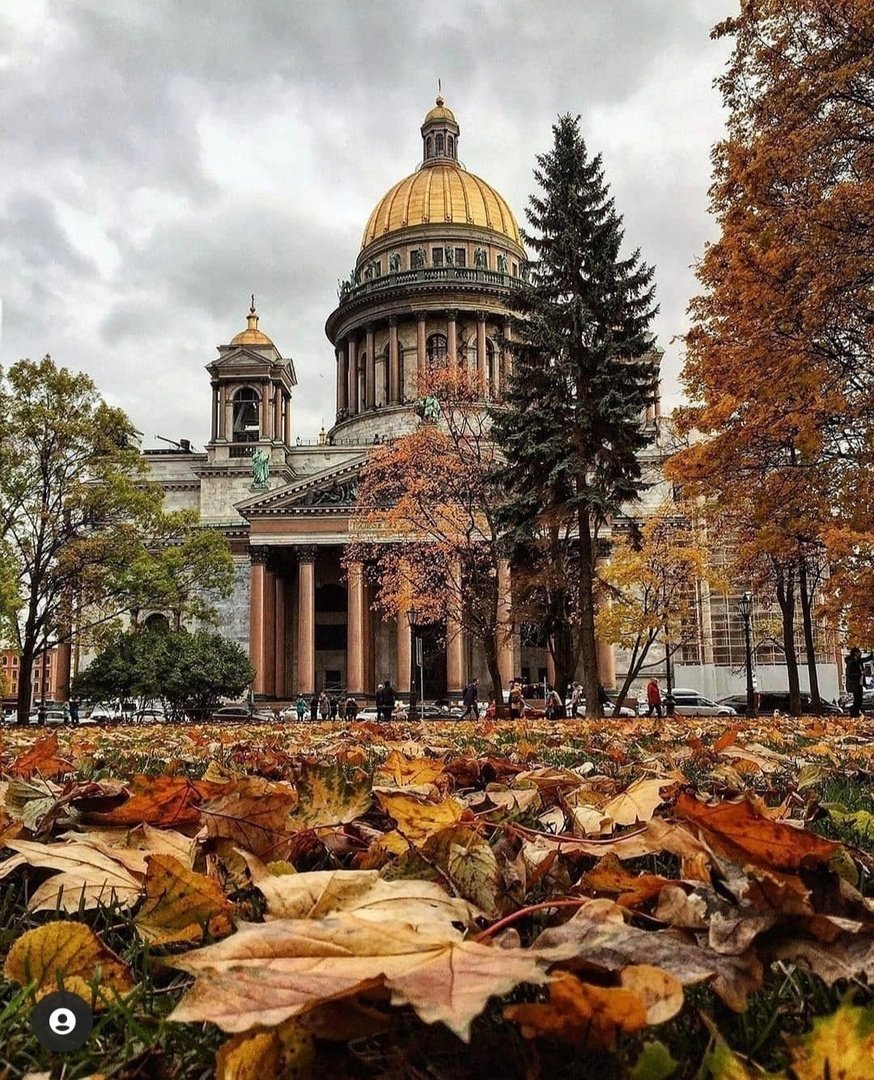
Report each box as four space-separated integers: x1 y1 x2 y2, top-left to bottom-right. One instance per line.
376 792 464 847
215 1019 316 1080
4 921 134 1005
603 777 672 826
788 1002 874 1080
135 853 235 946
286 764 372 831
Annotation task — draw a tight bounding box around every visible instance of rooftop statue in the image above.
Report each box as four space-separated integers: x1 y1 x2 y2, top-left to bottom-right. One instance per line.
252 447 270 489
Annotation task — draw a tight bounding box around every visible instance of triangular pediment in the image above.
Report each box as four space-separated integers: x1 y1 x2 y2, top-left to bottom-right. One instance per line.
236 455 367 517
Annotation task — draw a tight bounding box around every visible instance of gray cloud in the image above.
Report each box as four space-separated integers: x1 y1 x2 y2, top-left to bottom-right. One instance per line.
0 0 732 443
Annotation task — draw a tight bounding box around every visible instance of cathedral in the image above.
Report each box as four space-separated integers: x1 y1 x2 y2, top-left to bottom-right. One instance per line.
143 96 837 705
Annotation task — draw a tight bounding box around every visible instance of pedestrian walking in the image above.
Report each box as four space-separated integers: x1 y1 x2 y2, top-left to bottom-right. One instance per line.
330 694 339 720
846 647 865 718
375 682 385 719
508 680 525 720
345 695 358 721
70 700 79 724
318 691 330 720
646 678 663 719
461 678 479 720
62 702 71 724
309 694 318 722
545 688 562 720
597 683 610 715
570 683 581 718
295 694 307 721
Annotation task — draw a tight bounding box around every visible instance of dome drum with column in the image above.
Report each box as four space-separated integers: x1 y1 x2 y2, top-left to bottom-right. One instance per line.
325 96 526 440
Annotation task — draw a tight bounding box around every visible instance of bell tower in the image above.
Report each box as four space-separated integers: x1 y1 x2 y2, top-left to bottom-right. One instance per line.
204 299 297 484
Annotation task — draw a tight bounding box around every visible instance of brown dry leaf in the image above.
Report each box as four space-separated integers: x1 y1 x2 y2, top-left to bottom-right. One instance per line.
4 920 134 1003
447 833 507 919
602 777 673 827
286 764 372 831
254 868 478 927
580 854 674 909
3 777 63 833
714 725 741 753
376 791 465 847
675 792 841 872
169 914 549 1040
215 1018 317 1080
135 853 235 946
200 777 298 858
9 732 72 780
505 971 647 1049
568 803 612 837
0 838 142 911
532 900 762 1011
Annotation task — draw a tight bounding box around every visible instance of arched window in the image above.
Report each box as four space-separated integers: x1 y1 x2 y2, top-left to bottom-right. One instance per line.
232 387 260 442
427 332 447 364
486 339 497 396
426 135 433 159
143 612 170 633
435 133 444 155
447 134 454 158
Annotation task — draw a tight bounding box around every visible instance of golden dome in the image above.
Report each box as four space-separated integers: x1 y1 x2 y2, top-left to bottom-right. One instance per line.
361 161 522 251
423 94 456 125
230 302 274 347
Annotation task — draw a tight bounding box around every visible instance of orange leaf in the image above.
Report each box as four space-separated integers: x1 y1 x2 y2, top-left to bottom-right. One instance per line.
9 732 72 779
580 853 673 909
505 971 647 1049
714 725 741 753
675 793 841 872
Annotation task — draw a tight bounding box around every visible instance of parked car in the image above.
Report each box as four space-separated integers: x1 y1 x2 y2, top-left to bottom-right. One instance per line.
26 708 69 725
211 705 274 722
135 706 166 723
719 692 846 717
670 689 737 717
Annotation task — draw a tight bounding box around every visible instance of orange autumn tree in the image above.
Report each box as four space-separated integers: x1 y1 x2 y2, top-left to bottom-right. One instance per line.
668 0 873 713
344 365 509 708
596 503 713 712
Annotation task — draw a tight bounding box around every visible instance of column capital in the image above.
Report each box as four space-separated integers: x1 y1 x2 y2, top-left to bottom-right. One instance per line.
416 311 427 324
249 546 270 565
365 322 375 334
388 314 398 326
445 308 458 321
476 309 487 323
295 544 318 564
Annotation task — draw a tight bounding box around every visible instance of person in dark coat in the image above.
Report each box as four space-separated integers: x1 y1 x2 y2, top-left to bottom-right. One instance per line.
461 679 479 720
345 696 358 721
309 694 319 722
381 680 396 720
329 694 339 720
375 682 386 720
846 647 865 718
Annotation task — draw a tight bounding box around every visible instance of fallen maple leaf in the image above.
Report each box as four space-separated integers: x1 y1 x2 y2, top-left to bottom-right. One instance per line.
376 791 465 847
580 853 674 909
505 970 647 1049
675 793 841 872
4 920 134 1004
135 853 235 945
375 751 448 791
602 777 673 827
286 764 372 831
787 1000 874 1080
9 732 72 780
89 775 226 829
0 838 142 911
199 777 298 858
169 914 548 1040
253 868 478 928
215 1019 316 1080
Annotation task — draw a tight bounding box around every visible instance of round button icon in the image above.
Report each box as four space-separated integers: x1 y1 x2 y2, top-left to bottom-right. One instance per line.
30 990 92 1052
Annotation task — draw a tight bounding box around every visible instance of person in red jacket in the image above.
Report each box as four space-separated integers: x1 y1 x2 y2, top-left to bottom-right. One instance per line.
646 678 663 718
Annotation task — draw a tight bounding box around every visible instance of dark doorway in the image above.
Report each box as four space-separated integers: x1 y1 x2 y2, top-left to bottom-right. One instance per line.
418 623 447 701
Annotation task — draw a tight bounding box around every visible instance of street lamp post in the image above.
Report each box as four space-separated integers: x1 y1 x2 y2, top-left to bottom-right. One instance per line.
737 591 757 718
407 608 419 721
664 635 675 717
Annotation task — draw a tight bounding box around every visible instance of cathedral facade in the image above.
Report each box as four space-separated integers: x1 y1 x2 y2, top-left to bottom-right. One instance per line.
146 96 840 707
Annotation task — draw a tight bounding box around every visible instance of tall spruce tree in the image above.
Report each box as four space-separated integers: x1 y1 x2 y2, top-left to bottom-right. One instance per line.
493 115 658 717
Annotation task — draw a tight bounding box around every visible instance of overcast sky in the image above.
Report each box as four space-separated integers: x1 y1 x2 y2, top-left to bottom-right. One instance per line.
0 0 732 449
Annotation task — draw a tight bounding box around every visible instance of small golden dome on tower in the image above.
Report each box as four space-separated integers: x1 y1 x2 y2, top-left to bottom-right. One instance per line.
230 297 274 347
423 94 456 125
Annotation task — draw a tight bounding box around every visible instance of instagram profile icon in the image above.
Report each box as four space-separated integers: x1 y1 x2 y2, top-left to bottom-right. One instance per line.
30 990 93 1052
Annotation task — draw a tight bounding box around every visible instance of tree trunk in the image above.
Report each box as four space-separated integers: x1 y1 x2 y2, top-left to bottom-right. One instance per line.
798 558 822 712
16 641 35 724
578 506 601 718
550 590 576 705
775 562 801 716
483 636 505 718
